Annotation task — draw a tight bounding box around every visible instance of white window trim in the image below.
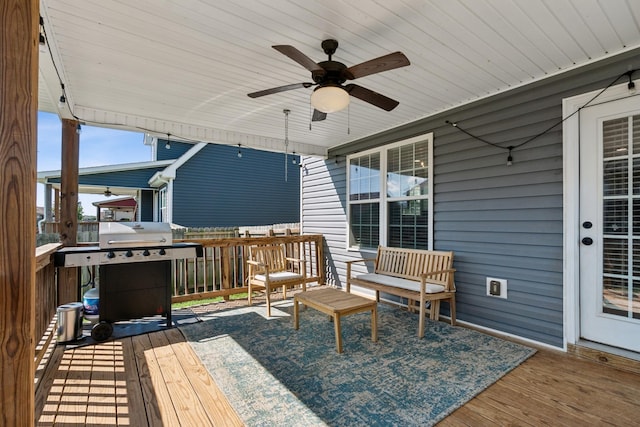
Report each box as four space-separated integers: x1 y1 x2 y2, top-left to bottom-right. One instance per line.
346 133 434 253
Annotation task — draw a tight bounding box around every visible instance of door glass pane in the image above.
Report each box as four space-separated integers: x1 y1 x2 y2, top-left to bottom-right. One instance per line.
603 239 627 275
603 159 628 196
603 117 628 157
602 276 628 316
601 116 639 320
602 116 640 318
603 200 628 235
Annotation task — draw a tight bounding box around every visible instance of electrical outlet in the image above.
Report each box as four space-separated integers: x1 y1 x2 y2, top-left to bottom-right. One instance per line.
486 277 507 299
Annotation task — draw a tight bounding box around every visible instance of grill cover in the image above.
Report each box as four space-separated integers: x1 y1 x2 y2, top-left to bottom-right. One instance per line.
99 222 173 248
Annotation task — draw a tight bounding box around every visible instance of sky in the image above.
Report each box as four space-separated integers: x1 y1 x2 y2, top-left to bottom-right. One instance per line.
37 111 152 213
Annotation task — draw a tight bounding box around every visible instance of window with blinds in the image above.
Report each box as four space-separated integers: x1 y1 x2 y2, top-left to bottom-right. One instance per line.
347 134 433 251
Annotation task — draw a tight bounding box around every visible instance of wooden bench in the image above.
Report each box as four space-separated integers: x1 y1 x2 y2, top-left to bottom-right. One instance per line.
345 246 456 338
247 244 306 317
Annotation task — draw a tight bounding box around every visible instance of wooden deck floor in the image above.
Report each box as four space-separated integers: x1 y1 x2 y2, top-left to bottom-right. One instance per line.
35 298 640 426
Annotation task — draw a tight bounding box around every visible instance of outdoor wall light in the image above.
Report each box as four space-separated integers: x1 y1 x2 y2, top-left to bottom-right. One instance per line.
311 85 350 113
627 71 636 94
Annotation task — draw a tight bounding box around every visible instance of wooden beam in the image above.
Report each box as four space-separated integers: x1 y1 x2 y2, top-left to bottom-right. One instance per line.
0 0 38 424
57 120 80 304
59 118 79 246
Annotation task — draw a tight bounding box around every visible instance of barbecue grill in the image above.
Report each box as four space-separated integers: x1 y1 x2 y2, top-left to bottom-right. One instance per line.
55 222 203 341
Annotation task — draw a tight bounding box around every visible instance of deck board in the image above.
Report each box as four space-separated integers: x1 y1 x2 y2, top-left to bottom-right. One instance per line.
35 297 640 426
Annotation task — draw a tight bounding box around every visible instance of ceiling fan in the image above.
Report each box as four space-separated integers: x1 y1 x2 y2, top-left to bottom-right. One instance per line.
104 187 113 197
248 39 410 121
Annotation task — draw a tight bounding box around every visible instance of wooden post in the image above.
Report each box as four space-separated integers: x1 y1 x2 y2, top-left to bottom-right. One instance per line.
57 119 80 304
0 0 38 424
54 187 60 222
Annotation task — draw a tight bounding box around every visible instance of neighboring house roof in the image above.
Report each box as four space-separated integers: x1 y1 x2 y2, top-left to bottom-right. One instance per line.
92 197 137 208
37 160 174 196
148 142 207 187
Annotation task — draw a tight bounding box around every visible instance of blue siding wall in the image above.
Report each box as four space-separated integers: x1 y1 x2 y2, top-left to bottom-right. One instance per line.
49 166 165 188
305 48 640 348
140 189 154 221
172 144 300 227
156 139 193 160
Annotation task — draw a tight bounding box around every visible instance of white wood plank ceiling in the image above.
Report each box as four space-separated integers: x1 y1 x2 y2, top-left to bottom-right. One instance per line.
38 0 640 156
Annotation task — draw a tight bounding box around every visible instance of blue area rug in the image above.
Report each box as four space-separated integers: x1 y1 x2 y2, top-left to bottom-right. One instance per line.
180 298 536 426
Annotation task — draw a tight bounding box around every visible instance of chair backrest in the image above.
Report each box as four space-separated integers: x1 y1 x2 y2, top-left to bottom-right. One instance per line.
374 246 454 288
249 244 288 274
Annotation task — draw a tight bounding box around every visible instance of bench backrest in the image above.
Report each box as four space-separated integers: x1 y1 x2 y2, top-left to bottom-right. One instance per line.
374 246 454 288
249 244 288 274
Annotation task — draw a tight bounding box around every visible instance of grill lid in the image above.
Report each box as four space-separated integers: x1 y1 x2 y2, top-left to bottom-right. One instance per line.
99 222 173 248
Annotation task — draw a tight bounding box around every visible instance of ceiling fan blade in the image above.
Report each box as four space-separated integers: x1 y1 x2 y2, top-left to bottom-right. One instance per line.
272 45 325 74
247 82 314 98
344 84 400 111
343 52 410 80
311 109 327 122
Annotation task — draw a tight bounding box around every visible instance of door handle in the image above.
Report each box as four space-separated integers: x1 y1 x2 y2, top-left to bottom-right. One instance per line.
581 237 593 245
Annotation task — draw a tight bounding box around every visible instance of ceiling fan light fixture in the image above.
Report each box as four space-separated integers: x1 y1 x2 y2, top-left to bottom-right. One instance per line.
311 85 350 113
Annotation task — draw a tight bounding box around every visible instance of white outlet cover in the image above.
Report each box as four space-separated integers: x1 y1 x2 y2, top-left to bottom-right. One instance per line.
486 277 508 299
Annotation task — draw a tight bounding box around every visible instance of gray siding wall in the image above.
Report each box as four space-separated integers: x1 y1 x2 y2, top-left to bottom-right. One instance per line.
173 144 300 227
303 48 640 348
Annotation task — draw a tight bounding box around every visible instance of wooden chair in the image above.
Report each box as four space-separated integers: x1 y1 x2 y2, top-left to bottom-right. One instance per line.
247 244 307 316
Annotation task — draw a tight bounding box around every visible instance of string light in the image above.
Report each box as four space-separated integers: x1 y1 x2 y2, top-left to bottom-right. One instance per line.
627 71 636 94
237 144 242 158
165 133 171 149
76 123 82 135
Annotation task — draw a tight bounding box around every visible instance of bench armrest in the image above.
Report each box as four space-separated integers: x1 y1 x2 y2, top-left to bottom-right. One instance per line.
345 258 377 293
419 268 456 278
285 257 307 265
344 258 376 265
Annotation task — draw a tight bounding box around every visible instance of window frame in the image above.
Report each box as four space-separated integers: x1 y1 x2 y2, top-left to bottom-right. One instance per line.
346 133 434 252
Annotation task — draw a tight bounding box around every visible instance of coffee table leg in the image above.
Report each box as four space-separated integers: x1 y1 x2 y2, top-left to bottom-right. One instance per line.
294 298 299 330
334 314 343 353
371 304 378 342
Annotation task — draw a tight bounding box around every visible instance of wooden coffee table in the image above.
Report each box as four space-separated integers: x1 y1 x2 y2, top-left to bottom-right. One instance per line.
293 288 377 353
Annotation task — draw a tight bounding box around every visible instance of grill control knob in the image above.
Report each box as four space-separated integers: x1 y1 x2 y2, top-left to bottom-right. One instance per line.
107 251 115 259
126 250 133 258
143 249 150 256
159 248 166 256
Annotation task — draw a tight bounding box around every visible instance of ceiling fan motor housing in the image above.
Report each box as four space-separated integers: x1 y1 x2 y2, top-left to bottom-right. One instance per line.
314 61 347 85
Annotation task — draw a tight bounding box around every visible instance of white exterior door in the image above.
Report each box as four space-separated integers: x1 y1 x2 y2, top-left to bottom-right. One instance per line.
579 96 640 352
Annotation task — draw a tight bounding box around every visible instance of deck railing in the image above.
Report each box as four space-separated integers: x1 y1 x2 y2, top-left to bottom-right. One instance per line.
33 234 324 363
171 234 325 303
35 243 62 368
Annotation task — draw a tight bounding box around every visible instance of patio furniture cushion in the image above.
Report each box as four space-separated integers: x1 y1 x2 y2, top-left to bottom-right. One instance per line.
247 243 307 317
356 273 446 294
255 271 304 282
